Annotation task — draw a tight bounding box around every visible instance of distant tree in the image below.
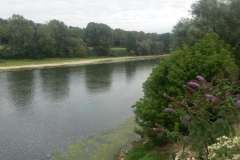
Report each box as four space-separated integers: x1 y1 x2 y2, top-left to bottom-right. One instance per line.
125 31 137 52
114 28 125 47
69 26 83 40
47 20 71 57
0 25 4 45
5 14 35 58
84 22 112 56
37 24 56 58
159 33 171 53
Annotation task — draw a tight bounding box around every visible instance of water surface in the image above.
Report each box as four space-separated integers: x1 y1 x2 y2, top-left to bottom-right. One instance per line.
0 58 159 160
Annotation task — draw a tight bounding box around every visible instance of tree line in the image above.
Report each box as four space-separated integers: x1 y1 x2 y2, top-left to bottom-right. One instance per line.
0 15 170 59
171 0 240 62
1 0 239 60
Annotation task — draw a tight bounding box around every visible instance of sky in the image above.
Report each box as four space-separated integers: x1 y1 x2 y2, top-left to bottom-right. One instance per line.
1 0 197 34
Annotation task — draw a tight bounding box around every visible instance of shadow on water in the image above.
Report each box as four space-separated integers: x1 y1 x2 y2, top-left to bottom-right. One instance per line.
40 67 70 102
7 70 34 115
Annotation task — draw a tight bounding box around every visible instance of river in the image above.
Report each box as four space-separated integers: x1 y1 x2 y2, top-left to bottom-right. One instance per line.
0 58 159 160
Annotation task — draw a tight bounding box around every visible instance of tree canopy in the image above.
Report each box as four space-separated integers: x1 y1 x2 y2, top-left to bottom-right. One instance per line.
0 14 167 59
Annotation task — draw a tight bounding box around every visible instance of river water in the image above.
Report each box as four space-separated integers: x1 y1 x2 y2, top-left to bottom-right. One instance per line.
0 58 159 160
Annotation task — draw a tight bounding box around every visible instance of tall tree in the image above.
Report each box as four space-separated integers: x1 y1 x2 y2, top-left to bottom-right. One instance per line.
125 31 137 52
5 14 35 58
47 20 71 57
84 22 112 56
159 33 171 53
37 24 56 58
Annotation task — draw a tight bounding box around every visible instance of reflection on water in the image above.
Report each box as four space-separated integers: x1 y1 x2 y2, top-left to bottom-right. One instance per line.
0 58 159 160
7 71 34 116
84 63 113 94
40 67 70 102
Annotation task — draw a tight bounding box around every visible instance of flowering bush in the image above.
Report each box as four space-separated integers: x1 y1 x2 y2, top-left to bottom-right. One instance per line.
132 33 237 144
152 70 240 159
208 135 240 160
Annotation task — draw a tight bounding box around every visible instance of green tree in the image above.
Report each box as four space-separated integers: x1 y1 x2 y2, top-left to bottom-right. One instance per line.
37 24 56 58
172 0 240 63
84 22 112 56
114 28 125 47
159 33 171 53
132 33 237 144
5 14 35 58
47 20 71 57
125 31 137 52
0 24 4 45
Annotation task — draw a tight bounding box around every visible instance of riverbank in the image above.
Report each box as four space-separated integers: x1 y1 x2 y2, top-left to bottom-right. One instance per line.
0 55 168 71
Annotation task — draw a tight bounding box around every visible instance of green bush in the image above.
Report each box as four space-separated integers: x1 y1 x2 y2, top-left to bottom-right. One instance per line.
158 72 240 159
132 33 237 144
110 49 128 57
74 44 87 57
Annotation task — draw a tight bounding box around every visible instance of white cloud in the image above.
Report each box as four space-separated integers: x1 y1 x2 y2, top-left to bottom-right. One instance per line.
1 0 197 33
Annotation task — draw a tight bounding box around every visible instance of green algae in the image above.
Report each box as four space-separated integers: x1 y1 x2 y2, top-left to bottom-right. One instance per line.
51 117 140 160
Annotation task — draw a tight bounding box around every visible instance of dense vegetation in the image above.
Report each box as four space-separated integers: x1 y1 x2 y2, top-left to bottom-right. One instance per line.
0 15 170 59
132 33 237 144
132 0 240 148
171 0 240 63
129 0 240 159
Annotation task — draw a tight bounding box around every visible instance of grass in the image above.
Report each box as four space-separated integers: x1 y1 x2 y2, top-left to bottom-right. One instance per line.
124 137 166 160
0 56 131 67
111 47 126 50
126 146 164 160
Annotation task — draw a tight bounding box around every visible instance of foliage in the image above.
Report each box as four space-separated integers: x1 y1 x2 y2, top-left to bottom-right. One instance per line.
73 44 87 57
126 146 164 160
132 33 237 144
0 14 169 59
135 39 164 55
171 0 240 62
208 135 240 160
153 70 240 159
159 33 171 53
5 14 35 58
84 22 112 56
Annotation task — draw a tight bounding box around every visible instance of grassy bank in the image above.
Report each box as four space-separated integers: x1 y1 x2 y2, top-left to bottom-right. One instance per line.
0 55 164 69
0 57 106 67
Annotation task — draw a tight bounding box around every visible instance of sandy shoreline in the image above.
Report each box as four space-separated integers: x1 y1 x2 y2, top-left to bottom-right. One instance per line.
0 55 167 71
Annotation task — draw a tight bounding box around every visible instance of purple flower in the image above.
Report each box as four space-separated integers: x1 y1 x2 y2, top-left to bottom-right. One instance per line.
236 100 240 106
182 98 187 105
163 94 167 97
205 94 215 99
187 82 200 88
164 108 174 113
205 94 221 104
184 115 190 122
196 75 204 81
204 81 211 87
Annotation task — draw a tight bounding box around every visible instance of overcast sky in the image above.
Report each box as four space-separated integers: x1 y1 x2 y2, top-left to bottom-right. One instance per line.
1 0 197 34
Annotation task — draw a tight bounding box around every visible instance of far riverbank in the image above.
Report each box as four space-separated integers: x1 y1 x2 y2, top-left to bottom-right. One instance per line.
0 55 168 71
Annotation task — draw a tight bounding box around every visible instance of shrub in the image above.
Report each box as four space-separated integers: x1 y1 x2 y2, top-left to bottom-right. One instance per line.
132 33 237 144
74 44 87 57
153 71 240 159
